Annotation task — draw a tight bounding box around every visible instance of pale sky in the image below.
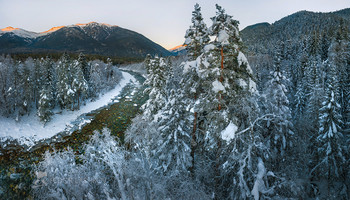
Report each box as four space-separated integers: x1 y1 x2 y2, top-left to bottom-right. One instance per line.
1 0 349 49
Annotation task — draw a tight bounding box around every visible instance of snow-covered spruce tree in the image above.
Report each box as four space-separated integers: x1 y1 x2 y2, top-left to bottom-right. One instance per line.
306 59 324 132
88 61 104 100
142 55 168 120
153 88 192 175
42 57 56 109
56 53 68 109
77 53 93 98
106 58 113 84
10 61 23 120
165 58 176 96
71 60 88 110
182 3 210 174
179 60 202 174
327 31 350 134
32 58 43 108
195 4 259 198
0 57 13 117
196 4 241 149
2 57 17 117
78 53 90 83
56 53 74 110
37 85 54 124
262 50 294 170
293 46 309 126
315 64 346 194
18 60 33 116
184 3 210 60
304 59 325 177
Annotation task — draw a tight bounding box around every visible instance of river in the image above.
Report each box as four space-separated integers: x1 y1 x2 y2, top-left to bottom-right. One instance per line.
0 70 148 199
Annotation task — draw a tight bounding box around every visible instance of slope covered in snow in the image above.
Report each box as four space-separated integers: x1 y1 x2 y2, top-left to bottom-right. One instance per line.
0 27 40 38
0 72 136 147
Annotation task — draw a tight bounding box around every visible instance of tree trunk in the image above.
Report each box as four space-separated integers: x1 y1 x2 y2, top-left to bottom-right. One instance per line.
218 47 224 111
220 47 224 80
215 139 222 199
214 47 225 198
190 103 197 175
77 91 80 110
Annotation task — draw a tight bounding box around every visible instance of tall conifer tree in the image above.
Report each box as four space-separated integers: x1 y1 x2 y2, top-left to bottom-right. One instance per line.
184 3 210 60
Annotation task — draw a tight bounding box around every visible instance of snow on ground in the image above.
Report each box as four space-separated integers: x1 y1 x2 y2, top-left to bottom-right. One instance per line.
0 72 136 147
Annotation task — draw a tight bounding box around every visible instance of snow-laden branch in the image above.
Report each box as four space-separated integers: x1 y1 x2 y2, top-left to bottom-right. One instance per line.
309 157 328 176
235 114 278 137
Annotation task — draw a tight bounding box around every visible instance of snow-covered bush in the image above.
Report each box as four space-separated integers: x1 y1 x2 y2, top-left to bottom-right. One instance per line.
32 129 125 199
32 128 210 200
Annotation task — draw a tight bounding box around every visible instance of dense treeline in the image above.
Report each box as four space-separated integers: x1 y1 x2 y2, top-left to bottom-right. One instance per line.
7 53 143 65
0 53 122 123
30 4 349 200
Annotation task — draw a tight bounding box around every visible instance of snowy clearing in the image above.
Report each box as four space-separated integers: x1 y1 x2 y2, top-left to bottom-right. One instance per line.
0 72 136 147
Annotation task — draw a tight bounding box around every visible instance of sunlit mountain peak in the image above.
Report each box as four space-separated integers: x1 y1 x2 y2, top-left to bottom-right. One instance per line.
40 26 65 34
1 26 20 31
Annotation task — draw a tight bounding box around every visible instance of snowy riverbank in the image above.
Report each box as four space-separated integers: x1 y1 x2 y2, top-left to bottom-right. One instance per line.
0 72 136 147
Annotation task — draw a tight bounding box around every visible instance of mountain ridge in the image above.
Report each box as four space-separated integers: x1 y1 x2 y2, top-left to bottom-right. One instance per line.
0 22 120 38
241 8 350 55
0 22 172 58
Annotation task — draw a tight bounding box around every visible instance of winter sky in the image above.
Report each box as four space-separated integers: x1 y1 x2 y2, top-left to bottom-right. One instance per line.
1 0 350 49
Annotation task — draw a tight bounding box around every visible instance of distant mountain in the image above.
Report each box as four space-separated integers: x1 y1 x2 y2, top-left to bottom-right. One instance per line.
0 22 172 58
168 44 187 56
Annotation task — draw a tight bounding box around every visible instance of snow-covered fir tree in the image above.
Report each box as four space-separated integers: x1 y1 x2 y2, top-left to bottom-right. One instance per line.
71 60 88 110
328 30 350 134
10 62 22 120
37 85 54 124
179 61 201 174
78 53 90 83
184 3 210 60
1 57 20 117
197 4 249 147
192 4 260 198
293 47 309 124
142 55 168 120
262 50 294 168
315 64 346 191
33 58 43 108
182 3 211 174
42 57 56 109
56 53 74 109
197 4 258 150
306 59 324 132
18 61 33 116
154 89 192 175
